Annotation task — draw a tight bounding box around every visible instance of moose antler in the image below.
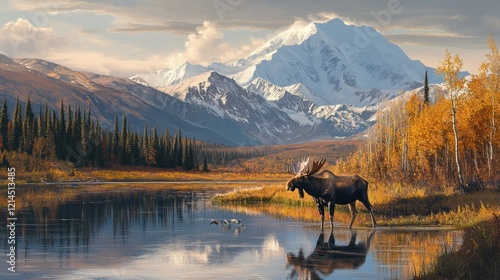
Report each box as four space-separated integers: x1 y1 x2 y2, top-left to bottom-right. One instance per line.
296 157 310 174
284 157 310 175
303 158 326 176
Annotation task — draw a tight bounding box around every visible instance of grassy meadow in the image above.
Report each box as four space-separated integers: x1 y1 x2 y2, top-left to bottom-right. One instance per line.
212 182 500 228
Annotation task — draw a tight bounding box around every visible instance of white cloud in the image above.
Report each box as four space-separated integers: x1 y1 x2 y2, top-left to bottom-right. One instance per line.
47 51 167 78
6 1 499 76
0 18 65 57
165 21 264 68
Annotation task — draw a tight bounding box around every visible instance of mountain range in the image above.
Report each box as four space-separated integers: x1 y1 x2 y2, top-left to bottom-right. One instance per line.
0 18 467 146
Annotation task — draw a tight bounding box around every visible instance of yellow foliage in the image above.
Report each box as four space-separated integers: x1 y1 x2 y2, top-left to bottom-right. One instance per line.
338 37 500 188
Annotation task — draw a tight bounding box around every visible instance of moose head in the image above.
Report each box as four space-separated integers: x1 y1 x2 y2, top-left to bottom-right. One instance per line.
284 158 326 198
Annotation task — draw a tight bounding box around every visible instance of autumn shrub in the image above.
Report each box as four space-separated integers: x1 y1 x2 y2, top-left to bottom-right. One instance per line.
415 214 500 280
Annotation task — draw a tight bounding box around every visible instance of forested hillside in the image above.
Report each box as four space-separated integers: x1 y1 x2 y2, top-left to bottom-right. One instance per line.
0 98 267 171
335 36 500 190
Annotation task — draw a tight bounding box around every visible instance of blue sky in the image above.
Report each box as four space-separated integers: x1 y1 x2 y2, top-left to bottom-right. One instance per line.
0 0 498 77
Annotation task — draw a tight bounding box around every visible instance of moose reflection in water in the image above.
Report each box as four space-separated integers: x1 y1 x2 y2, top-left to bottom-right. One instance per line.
286 229 375 279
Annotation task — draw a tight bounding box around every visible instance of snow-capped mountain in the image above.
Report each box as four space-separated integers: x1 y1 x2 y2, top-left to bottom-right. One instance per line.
157 71 373 143
130 62 210 87
127 18 469 144
234 18 430 105
245 75 375 133
161 71 301 143
132 18 448 106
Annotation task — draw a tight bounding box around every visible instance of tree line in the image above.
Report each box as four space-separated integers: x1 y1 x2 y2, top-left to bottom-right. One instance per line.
0 98 267 171
335 36 500 191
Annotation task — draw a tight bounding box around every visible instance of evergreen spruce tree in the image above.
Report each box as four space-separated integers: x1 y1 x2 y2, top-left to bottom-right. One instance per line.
120 114 128 164
37 108 44 139
87 108 91 130
88 111 97 165
158 135 166 168
43 103 51 139
104 133 113 163
10 98 22 151
165 129 173 168
80 109 88 165
424 69 430 105
23 97 35 154
92 119 104 167
129 132 140 166
182 138 188 169
111 114 119 163
182 139 195 170
151 127 159 166
142 126 149 166
0 99 9 150
202 156 209 172
51 110 58 141
66 104 73 152
73 106 82 147
174 129 183 167
57 100 66 158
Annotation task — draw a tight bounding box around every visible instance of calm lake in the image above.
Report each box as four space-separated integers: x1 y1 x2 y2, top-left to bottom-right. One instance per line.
1 184 462 280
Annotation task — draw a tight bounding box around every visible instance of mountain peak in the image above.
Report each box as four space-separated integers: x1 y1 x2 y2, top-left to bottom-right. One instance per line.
248 20 318 60
131 62 210 87
0 54 14 64
14 58 62 72
131 17 449 107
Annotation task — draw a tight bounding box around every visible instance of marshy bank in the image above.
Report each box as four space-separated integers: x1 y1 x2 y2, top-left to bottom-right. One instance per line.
212 182 500 279
211 184 500 227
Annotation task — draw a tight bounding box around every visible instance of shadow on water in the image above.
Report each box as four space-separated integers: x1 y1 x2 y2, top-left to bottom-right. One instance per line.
287 229 374 279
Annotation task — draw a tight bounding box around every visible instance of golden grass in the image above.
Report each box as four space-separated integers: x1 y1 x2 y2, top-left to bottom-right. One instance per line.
14 166 290 185
1 185 77 209
414 215 500 280
212 183 500 227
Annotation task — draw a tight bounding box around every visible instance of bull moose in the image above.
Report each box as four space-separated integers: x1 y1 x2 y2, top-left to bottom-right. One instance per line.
285 158 376 229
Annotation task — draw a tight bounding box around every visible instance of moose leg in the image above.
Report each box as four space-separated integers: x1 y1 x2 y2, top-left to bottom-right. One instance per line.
315 199 325 229
360 200 377 227
348 202 357 229
328 201 335 228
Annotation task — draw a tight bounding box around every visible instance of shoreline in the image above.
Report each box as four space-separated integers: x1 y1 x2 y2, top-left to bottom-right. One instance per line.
22 179 284 186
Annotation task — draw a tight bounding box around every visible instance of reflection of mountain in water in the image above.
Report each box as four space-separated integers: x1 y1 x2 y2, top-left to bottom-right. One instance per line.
287 229 375 279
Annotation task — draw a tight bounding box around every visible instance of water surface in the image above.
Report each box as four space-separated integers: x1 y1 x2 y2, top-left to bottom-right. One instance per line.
0 186 462 279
